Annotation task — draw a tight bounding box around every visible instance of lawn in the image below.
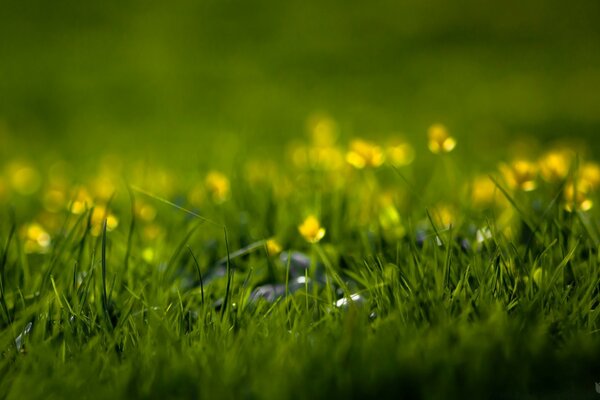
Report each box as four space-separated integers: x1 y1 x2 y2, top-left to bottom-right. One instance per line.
1 1 600 399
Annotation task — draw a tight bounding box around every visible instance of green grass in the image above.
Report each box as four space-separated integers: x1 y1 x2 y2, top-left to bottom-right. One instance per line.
1 144 600 399
1 1 600 398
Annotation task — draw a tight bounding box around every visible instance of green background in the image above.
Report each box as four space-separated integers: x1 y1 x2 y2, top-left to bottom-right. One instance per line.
1 0 600 165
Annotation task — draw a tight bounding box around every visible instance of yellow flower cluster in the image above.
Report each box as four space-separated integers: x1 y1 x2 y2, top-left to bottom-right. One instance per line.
427 124 456 154
2 116 600 260
346 139 385 169
22 223 51 254
499 160 538 192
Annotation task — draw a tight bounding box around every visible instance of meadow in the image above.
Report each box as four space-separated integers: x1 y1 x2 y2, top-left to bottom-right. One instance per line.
1 1 600 399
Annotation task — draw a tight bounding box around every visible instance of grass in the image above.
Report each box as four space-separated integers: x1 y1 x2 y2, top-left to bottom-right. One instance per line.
1 131 600 399
1 2 600 398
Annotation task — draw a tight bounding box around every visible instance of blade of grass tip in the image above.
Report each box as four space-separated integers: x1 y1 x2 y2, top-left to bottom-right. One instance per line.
78 260 95 308
389 164 425 204
425 208 445 248
215 240 266 266
488 175 540 240
0 216 16 324
548 239 580 289
239 267 254 312
131 185 221 227
44 196 77 270
0 216 15 289
108 274 117 305
41 205 90 294
72 261 78 294
522 180 566 258
92 192 116 250
50 275 64 310
124 185 137 274
221 227 234 321
314 244 351 298
101 219 110 325
73 209 93 276
443 225 453 290
187 246 204 305
285 250 292 329
166 222 202 279
576 211 600 248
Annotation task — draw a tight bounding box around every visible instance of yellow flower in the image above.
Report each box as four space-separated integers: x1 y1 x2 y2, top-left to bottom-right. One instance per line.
431 204 455 228
346 139 385 169
265 238 283 256
298 215 326 243
90 205 119 236
538 150 571 182
580 162 600 190
563 181 593 212
205 171 230 203
499 160 537 191
470 175 498 208
69 188 94 214
386 141 415 166
23 223 51 254
427 124 456 154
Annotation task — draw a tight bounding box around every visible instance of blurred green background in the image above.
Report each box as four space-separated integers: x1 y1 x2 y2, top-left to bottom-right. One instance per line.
1 0 599 166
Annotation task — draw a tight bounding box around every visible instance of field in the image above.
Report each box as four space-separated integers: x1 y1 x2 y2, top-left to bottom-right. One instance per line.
1 1 600 399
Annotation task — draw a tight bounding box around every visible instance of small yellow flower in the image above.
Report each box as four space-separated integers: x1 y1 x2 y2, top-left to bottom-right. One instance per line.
205 171 230 203
427 124 456 154
470 175 498 208
69 188 94 214
265 238 283 256
346 139 385 169
499 160 538 191
23 223 51 254
563 181 593 212
298 215 326 243
538 150 571 182
90 205 119 236
580 162 600 190
431 204 455 228
386 141 415 166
